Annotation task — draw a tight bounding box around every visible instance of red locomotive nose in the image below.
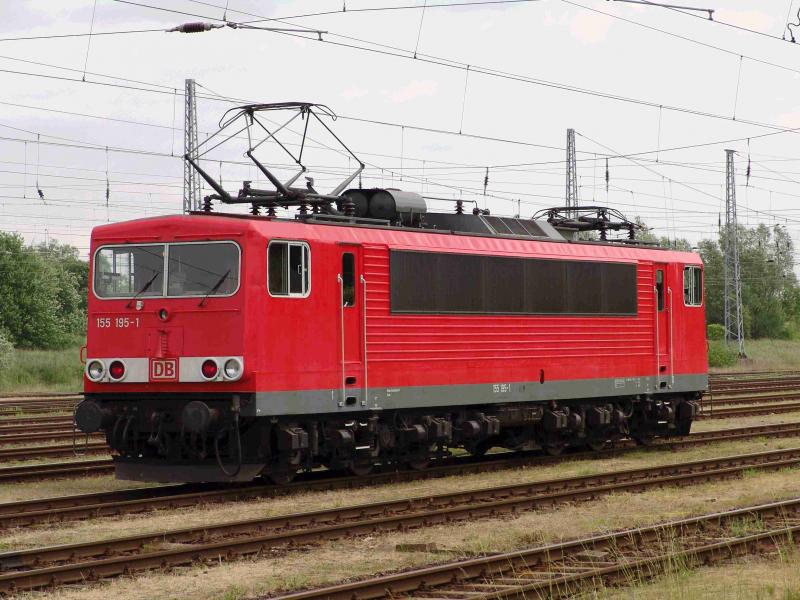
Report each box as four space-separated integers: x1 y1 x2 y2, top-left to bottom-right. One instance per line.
201 359 219 379
109 360 126 380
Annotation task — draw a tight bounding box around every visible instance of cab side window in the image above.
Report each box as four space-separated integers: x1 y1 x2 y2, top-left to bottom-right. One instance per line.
268 241 310 297
342 253 355 307
655 269 664 312
683 266 702 306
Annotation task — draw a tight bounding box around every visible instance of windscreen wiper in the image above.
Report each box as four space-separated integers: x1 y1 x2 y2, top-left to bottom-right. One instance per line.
198 269 230 307
126 272 160 308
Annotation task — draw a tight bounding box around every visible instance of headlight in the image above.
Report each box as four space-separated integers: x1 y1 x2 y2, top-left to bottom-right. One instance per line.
223 357 243 381
86 360 105 382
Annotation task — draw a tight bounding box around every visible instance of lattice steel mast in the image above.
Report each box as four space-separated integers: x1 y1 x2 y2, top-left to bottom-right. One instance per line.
183 78 201 213
723 149 746 357
565 128 578 217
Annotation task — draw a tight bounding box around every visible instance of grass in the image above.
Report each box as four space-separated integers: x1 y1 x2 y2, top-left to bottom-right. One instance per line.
0 346 83 393
598 555 800 599
711 339 800 373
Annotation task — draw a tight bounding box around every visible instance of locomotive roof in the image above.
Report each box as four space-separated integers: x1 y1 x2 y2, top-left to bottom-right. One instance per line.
91 212 702 265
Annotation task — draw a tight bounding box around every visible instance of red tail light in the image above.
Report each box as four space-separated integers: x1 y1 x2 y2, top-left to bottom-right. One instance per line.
109 360 126 381
201 359 219 379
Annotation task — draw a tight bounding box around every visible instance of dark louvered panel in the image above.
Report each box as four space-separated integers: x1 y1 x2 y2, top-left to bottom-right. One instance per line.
390 250 637 316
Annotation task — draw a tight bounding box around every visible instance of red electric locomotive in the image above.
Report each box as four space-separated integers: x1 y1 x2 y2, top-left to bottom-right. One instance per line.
75 103 707 483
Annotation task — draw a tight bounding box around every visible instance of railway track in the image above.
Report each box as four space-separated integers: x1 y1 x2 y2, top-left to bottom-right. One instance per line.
0 431 102 447
3 444 800 593
709 368 800 379
2 421 800 530
710 382 800 395
274 496 800 600
0 394 80 419
699 401 800 419
0 459 114 483
0 418 73 431
0 441 108 463
706 392 800 407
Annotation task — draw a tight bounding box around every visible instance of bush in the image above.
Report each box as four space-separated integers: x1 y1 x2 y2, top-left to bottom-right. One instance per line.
707 324 725 340
0 345 84 393
0 329 12 371
707 340 738 368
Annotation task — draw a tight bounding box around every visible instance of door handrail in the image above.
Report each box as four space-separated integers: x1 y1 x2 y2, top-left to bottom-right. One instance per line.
653 284 660 389
361 274 368 407
667 286 674 389
337 273 345 407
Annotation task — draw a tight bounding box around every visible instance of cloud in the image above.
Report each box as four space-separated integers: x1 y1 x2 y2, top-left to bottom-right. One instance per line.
340 86 369 100
569 9 614 44
715 9 775 32
389 80 438 103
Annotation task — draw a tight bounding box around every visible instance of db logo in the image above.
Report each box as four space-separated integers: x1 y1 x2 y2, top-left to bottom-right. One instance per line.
150 359 178 381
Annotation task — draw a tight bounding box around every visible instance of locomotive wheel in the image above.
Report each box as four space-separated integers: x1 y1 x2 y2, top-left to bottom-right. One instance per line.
406 455 431 470
633 433 655 446
544 444 566 456
586 439 608 452
468 440 492 457
348 459 375 476
268 468 298 485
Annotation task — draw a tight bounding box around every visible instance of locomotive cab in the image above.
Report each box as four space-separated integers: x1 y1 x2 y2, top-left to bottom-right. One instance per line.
77 216 267 481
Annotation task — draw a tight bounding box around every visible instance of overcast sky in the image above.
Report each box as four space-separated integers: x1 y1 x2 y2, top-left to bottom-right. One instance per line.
2 0 800 257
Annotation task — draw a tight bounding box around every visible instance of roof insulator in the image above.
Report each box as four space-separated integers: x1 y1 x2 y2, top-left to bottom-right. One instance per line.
166 22 224 34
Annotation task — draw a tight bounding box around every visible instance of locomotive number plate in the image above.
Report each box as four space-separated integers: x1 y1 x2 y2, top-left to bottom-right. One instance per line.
150 358 178 382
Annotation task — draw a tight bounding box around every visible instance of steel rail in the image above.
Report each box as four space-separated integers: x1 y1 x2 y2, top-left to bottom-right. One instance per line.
0 399 77 408
0 406 75 416
0 415 73 426
273 496 800 600
3 445 800 592
0 395 81 404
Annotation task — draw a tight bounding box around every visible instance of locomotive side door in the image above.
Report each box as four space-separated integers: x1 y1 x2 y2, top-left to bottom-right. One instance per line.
654 263 672 388
337 245 365 407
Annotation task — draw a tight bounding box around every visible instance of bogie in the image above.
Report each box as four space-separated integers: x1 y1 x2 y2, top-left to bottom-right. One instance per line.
94 395 700 482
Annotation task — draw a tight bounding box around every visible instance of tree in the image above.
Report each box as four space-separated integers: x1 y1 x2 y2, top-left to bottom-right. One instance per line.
0 233 87 349
636 217 799 339
700 223 797 339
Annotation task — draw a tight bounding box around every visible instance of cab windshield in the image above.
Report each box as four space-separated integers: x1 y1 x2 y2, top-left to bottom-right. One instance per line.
94 242 240 299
